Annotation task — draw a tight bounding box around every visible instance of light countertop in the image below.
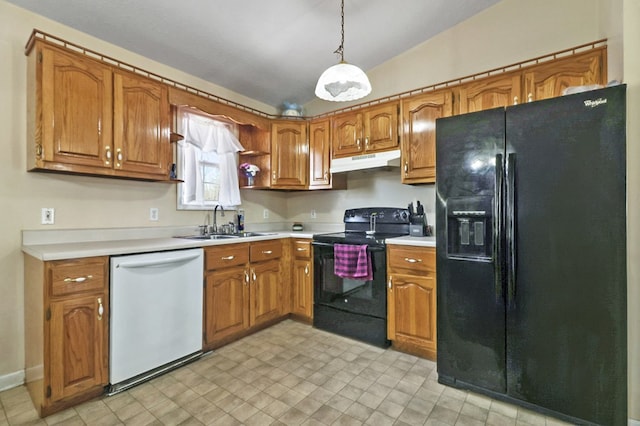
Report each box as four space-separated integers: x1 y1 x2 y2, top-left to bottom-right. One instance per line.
386 235 436 247
22 232 308 261
22 227 433 261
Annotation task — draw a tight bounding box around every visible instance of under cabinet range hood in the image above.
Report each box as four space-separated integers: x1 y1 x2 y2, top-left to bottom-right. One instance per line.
330 150 401 173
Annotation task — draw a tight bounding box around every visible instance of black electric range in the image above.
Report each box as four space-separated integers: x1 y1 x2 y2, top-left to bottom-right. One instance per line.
311 207 410 347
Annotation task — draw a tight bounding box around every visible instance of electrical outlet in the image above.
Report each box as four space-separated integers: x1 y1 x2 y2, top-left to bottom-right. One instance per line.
310 209 317 219
149 208 159 221
41 208 55 225
263 209 269 219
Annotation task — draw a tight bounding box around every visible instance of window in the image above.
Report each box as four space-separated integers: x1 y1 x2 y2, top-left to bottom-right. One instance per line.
175 108 244 210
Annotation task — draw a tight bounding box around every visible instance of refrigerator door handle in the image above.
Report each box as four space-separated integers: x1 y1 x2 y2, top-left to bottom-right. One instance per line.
506 153 517 308
494 153 504 302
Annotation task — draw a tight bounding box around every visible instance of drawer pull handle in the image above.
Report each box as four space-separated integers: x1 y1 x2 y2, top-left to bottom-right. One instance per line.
252 269 257 281
304 265 309 275
404 257 422 263
262 250 273 255
296 247 308 252
388 277 393 290
221 255 235 260
97 297 104 321
64 275 93 283
244 270 249 285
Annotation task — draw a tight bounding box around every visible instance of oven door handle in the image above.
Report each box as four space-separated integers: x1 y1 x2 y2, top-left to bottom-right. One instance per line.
311 241 386 252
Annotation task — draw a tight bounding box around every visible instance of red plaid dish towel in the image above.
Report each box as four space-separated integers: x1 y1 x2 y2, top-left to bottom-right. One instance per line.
334 244 372 281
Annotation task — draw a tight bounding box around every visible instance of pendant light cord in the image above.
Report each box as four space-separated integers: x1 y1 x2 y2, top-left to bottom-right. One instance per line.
333 0 345 62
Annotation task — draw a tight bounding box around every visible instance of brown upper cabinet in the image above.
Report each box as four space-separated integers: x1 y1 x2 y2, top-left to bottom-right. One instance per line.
27 40 172 181
309 119 331 188
308 119 347 190
401 90 453 184
457 71 522 115
332 102 399 158
271 120 308 189
523 48 606 102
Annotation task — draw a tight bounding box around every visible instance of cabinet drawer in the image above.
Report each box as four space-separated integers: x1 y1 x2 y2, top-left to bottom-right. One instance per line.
250 240 283 262
48 257 108 297
292 240 312 259
205 244 249 270
388 246 435 274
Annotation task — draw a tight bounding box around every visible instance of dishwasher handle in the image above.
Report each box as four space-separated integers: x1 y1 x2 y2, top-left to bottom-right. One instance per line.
115 251 201 269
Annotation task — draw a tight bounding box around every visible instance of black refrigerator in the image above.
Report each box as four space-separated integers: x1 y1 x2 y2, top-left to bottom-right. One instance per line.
435 85 627 425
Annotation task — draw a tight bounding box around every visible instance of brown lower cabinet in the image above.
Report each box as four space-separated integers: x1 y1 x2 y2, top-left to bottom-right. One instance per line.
290 239 313 322
387 245 437 360
203 240 286 349
24 255 109 417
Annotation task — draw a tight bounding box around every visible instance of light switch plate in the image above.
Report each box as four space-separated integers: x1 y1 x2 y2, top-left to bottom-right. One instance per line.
41 208 55 225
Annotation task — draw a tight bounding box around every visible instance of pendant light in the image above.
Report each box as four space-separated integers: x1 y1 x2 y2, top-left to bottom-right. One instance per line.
315 0 372 102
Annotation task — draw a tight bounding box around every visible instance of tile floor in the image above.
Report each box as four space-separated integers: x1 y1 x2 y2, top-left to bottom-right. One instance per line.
0 320 572 425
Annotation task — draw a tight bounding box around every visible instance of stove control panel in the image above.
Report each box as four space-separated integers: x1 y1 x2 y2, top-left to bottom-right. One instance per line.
344 207 411 224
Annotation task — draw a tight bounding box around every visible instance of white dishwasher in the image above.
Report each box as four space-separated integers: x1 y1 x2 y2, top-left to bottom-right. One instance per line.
109 248 203 394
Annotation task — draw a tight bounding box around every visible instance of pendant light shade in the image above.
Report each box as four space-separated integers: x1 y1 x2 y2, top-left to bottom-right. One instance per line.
315 61 371 102
315 0 372 102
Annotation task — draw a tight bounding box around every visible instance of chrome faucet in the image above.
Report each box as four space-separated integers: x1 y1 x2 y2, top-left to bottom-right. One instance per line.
212 205 225 234
200 213 210 235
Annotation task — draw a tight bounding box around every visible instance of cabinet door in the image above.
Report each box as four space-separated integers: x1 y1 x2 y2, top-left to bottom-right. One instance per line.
523 48 605 102
40 44 113 169
458 71 521 114
292 259 313 320
332 112 363 158
271 121 308 188
113 71 170 178
364 102 399 152
401 91 453 184
309 119 331 188
250 260 281 326
49 294 108 401
387 273 436 357
204 267 250 346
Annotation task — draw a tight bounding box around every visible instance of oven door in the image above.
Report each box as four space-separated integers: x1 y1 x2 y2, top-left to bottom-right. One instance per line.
312 241 387 319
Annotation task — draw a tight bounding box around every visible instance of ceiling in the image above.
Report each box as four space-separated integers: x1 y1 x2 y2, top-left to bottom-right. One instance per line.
8 0 500 110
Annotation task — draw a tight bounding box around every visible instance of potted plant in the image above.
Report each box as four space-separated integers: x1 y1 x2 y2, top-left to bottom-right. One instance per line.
239 162 260 186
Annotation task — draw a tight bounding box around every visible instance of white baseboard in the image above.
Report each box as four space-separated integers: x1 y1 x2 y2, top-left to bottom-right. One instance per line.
629 418 640 426
0 370 24 392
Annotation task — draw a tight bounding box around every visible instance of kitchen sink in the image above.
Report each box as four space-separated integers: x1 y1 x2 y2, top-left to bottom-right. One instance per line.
234 232 277 237
175 234 240 240
175 232 277 240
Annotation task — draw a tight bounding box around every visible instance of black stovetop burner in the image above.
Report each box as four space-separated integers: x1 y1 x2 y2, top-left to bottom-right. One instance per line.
312 207 411 246
313 231 408 246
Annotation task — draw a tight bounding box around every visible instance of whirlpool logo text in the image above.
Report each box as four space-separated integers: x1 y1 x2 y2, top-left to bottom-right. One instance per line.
584 98 607 108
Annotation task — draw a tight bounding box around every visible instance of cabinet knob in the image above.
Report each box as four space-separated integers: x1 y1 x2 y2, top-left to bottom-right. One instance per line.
356 138 361 147
388 277 392 290
527 93 533 102
404 162 408 174
304 264 309 275
365 137 369 147
97 297 104 321
513 96 519 105
64 275 93 283
105 146 111 165
116 148 123 168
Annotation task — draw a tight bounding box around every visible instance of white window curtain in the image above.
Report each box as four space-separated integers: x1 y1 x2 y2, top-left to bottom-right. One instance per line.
181 113 244 207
